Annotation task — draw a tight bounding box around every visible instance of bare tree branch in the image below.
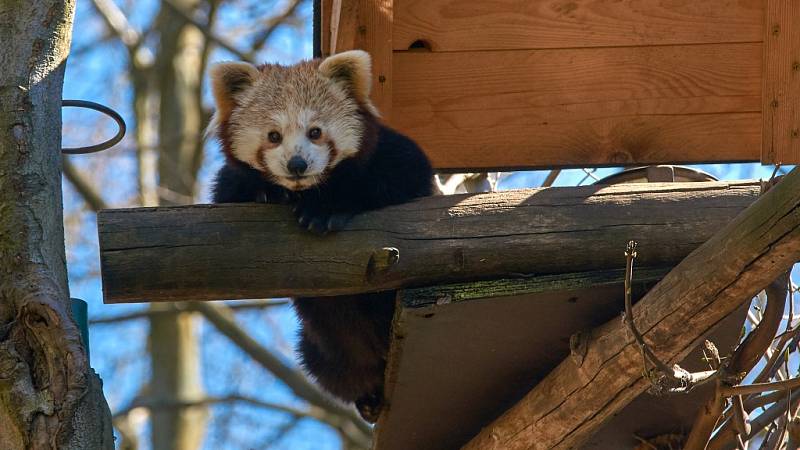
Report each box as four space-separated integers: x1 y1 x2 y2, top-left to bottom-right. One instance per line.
62 157 109 212
89 0 142 49
190 301 373 439
249 0 303 54
161 0 252 62
720 377 800 397
90 300 290 325
114 394 315 421
729 273 790 376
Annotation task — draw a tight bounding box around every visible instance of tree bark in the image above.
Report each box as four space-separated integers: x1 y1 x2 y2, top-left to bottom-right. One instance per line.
98 181 761 302
0 1 113 448
462 168 800 450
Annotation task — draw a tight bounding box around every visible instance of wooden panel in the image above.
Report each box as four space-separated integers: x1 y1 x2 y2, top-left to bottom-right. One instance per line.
375 273 746 450
394 0 764 52
762 0 800 164
392 43 763 170
394 0 764 51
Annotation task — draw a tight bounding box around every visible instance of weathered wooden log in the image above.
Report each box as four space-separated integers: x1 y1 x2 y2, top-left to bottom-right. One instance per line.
99 181 759 303
462 170 800 450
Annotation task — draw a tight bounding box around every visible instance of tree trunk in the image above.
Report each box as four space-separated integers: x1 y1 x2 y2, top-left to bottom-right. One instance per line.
0 1 114 448
147 1 209 449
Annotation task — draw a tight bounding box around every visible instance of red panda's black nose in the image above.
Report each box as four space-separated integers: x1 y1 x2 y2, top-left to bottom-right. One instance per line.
287 156 308 176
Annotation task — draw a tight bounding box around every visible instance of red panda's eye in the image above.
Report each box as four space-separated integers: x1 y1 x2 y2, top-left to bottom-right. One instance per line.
268 131 282 144
308 127 322 140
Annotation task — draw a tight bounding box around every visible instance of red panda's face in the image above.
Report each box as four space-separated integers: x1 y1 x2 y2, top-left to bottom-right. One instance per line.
209 51 377 191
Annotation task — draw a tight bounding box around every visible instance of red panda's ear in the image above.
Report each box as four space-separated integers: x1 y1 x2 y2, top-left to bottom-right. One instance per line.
210 61 260 120
319 50 373 105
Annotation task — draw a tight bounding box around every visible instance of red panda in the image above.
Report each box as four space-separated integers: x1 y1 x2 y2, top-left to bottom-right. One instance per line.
207 50 434 422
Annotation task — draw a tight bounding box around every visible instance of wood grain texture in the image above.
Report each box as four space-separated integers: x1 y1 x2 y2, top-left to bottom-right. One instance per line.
98 181 760 303
358 0 393 120
761 0 800 164
462 168 800 450
391 43 763 170
394 0 763 51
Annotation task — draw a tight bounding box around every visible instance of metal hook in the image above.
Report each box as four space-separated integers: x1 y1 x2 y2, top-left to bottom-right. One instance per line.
61 99 126 154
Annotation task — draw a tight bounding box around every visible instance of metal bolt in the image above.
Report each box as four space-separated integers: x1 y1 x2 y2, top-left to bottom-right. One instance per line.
792 129 799 138
358 25 367 34
773 24 780 36
378 75 386 83
793 62 800 72
772 99 779 108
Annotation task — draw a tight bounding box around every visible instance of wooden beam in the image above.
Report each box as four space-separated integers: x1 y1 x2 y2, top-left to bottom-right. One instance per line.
462 169 800 450
98 181 760 304
393 0 763 52
761 0 800 164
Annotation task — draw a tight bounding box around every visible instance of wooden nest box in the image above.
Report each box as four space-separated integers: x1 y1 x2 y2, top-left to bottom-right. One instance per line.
97 1 800 449
318 0 799 170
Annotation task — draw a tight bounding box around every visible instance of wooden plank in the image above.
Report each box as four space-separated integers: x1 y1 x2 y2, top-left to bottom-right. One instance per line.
358 0 393 119
392 43 763 170
97 181 761 303
761 0 800 164
394 0 763 52
463 168 800 450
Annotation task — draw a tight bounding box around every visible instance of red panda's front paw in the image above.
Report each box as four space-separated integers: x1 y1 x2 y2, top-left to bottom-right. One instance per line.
294 205 353 234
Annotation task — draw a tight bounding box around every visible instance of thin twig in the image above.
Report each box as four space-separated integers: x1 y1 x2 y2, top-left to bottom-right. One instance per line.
623 240 706 393
161 0 252 62
249 0 303 55
541 169 561 187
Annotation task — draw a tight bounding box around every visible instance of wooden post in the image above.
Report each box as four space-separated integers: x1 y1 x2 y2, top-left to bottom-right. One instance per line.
762 0 800 164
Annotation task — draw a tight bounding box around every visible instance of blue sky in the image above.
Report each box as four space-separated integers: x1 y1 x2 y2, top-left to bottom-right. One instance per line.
59 1 793 447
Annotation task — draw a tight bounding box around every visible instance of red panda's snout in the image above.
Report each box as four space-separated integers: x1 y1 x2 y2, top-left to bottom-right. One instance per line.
259 133 334 191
